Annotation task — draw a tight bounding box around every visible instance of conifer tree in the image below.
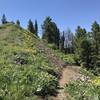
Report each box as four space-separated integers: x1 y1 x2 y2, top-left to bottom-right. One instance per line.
80 38 92 68
42 16 60 48
34 20 38 37
74 26 87 64
16 20 20 27
28 19 35 34
1 14 7 24
91 21 100 70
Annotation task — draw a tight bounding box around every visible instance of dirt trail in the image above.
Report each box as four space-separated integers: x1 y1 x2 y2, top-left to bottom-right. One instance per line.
37 44 81 100
51 66 81 100
59 66 81 86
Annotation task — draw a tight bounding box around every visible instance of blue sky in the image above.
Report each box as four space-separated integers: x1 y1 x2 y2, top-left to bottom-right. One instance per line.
0 0 100 35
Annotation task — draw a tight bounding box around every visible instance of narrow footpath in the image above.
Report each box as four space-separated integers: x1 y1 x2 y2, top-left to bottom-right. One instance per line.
51 66 81 100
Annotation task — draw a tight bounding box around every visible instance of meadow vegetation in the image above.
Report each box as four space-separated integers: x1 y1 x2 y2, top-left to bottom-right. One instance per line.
0 15 100 100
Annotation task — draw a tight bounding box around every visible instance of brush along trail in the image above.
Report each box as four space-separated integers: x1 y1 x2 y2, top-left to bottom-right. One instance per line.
51 66 81 100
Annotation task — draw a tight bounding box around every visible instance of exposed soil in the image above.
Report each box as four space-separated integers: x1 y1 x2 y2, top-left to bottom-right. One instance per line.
50 66 81 100
37 44 81 100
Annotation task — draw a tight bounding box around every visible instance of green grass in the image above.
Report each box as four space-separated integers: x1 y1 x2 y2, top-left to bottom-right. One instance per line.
0 23 60 99
64 69 100 100
65 81 100 100
47 44 76 65
54 50 75 65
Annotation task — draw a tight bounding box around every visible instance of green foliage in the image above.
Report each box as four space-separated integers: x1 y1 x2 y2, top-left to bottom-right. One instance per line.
80 39 92 68
34 20 38 37
74 26 87 65
27 19 35 34
1 14 7 24
90 21 100 69
42 16 60 48
0 23 59 99
53 50 75 65
80 68 95 78
65 81 100 100
47 44 57 50
16 20 20 27
74 23 100 75
65 65 100 100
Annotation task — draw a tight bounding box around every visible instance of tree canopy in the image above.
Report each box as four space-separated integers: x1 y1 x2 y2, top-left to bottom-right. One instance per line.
27 19 35 34
42 16 60 48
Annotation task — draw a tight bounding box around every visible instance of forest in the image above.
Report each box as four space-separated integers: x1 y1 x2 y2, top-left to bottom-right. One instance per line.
0 14 100 100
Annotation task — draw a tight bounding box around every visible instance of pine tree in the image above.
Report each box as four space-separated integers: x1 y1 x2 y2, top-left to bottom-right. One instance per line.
74 26 87 65
42 16 60 48
80 38 92 68
42 16 53 42
55 28 60 49
91 21 100 55
28 19 35 34
91 21 100 70
1 14 7 24
34 20 38 37
16 20 20 27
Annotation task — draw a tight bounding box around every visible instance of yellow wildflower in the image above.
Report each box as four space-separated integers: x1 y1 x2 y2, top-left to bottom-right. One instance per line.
92 77 100 86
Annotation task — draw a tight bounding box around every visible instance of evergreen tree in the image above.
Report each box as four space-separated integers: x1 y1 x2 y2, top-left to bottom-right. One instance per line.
91 21 100 55
55 26 60 49
91 21 100 70
34 20 38 37
42 16 60 48
16 20 20 27
74 22 100 75
80 38 92 68
28 19 35 34
1 14 7 24
42 16 52 41
74 26 87 64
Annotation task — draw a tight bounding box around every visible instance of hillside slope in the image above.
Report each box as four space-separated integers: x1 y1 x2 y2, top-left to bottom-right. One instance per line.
0 23 65 100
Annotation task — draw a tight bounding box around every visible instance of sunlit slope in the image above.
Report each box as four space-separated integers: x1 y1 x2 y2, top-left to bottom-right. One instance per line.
0 23 65 99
